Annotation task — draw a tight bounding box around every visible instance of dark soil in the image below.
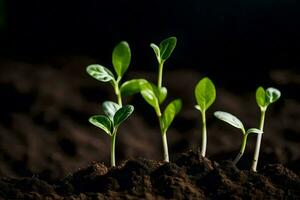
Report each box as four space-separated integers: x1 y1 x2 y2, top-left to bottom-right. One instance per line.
0 57 299 199
0 149 299 199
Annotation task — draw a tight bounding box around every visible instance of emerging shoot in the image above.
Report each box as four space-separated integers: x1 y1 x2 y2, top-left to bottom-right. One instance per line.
251 87 281 172
194 77 216 157
89 101 134 167
140 36 181 162
214 111 263 165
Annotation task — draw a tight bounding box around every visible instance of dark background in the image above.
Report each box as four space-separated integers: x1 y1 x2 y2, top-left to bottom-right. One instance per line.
0 0 299 181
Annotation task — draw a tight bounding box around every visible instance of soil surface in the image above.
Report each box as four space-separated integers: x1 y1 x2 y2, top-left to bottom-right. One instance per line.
0 57 299 199
0 149 299 199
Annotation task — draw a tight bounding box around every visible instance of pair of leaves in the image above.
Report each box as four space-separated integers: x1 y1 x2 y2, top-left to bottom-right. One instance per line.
86 41 131 82
256 87 281 110
195 77 216 113
214 111 263 135
140 81 168 115
161 99 182 134
150 37 177 63
89 101 134 136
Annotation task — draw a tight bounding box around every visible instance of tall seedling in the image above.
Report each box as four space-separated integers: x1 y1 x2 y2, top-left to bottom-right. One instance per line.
252 87 281 172
194 77 216 157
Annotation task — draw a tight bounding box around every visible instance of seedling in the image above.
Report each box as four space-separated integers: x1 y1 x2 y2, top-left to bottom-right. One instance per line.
139 36 181 162
86 41 132 106
194 77 216 157
251 87 281 172
214 111 263 165
89 101 134 167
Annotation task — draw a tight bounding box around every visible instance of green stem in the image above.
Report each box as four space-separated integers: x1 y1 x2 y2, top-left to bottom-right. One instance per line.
233 134 248 165
158 61 164 88
114 79 123 106
251 109 266 172
162 131 169 162
111 129 117 167
201 111 207 157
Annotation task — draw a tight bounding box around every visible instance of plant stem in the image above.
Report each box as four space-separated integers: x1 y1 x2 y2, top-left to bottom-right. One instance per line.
162 131 169 162
233 134 248 165
251 110 266 172
157 61 164 88
201 111 207 157
114 79 123 106
111 129 117 167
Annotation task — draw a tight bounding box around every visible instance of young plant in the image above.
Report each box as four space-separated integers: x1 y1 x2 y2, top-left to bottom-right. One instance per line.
194 77 216 157
89 101 134 167
251 87 281 172
86 41 131 106
139 36 181 162
214 111 263 165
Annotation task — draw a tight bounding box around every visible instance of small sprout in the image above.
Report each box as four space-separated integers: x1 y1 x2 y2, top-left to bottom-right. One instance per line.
86 41 132 106
139 36 181 162
194 77 216 157
252 87 281 172
214 111 263 165
150 36 177 87
89 101 134 167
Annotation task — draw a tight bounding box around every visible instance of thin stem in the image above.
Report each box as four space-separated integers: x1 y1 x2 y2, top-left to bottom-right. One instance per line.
233 134 248 165
162 131 169 162
110 129 117 167
251 109 266 172
201 111 207 157
157 61 164 88
114 79 123 106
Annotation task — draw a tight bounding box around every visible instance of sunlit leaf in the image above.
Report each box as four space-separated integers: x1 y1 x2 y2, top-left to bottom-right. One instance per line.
89 115 112 135
113 105 134 127
102 101 121 121
214 111 245 133
195 77 216 112
86 64 115 82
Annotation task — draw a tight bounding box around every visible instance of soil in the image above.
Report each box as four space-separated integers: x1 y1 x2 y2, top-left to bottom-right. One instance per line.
0 149 299 199
0 56 299 199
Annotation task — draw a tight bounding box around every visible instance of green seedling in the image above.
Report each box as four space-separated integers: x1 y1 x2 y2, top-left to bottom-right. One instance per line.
139 36 181 162
214 111 263 165
251 87 281 172
89 101 134 167
87 41 133 106
194 77 216 157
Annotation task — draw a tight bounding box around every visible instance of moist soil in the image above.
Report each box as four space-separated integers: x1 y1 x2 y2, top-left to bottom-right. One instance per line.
0 57 299 199
0 149 299 199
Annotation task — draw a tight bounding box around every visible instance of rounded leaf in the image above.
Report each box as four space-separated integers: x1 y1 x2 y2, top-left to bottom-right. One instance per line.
161 99 182 134
86 64 115 82
89 115 112 135
214 111 245 133
113 105 134 127
102 101 121 121
195 77 216 112
120 79 147 96
256 86 266 108
266 87 281 104
112 41 131 77
140 82 160 115
159 37 177 61
150 43 160 61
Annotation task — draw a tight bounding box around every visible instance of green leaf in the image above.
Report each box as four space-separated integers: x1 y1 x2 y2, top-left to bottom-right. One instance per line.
140 82 160 115
161 99 182 134
86 64 115 82
150 83 167 104
266 87 281 104
112 41 131 78
246 128 263 135
102 101 121 121
214 111 245 133
150 43 160 61
89 115 112 135
159 37 177 61
256 87 266 108
195 77 216 112
120 79 147 96
113 105 134 127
